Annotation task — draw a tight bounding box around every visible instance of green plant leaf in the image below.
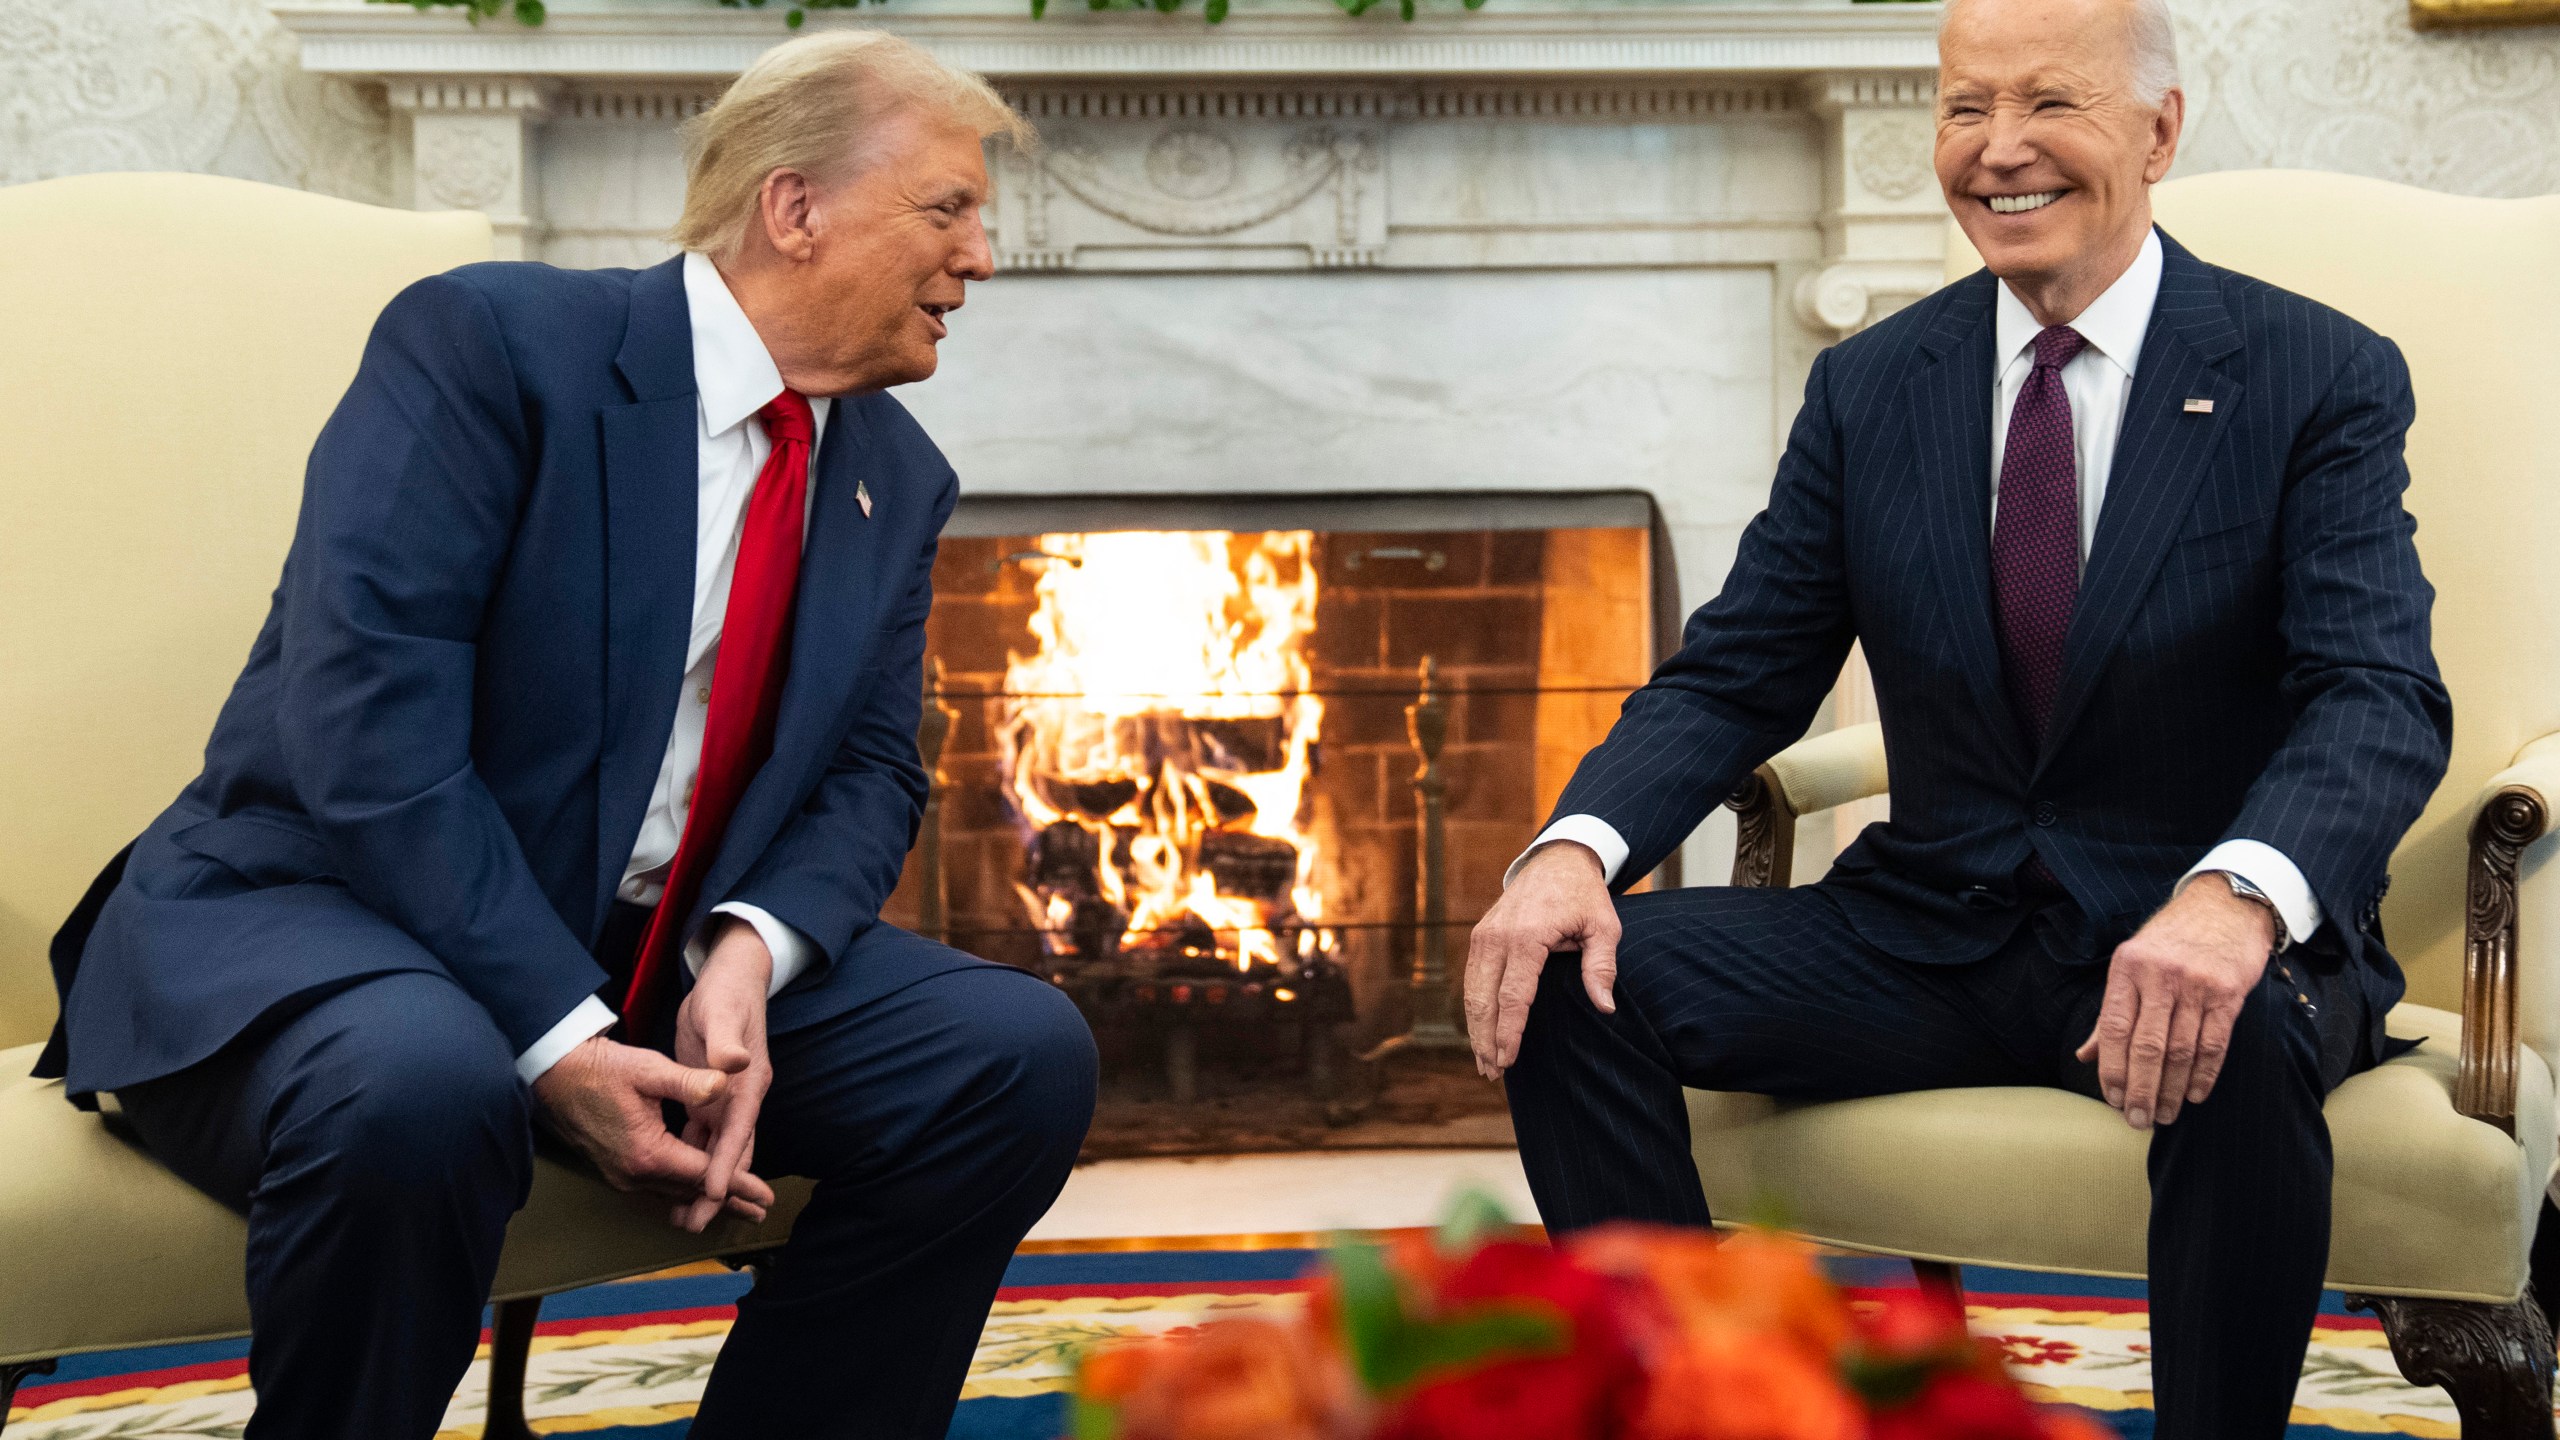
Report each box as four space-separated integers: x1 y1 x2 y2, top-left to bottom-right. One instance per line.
1435 1189 1513 1257
1205 0 1229 20
1070 1392 1123 1440
1323 1235 1570 1396
515 0 545 21
1032 0 1049 17
1327 1239 1412 1393
788 5 806 21
1399 0 1415 18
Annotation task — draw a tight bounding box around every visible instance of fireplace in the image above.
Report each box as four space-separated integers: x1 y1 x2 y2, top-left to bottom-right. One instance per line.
876 492 1668 1150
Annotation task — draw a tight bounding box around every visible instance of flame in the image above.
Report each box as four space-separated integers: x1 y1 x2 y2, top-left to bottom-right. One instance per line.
1000 531 1328 973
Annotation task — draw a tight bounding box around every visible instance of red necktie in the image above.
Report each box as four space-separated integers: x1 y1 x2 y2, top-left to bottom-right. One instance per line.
621 390 816 1040
1990 324 2088 743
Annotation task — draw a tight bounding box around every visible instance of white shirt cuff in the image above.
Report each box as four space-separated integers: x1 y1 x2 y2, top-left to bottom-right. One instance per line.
515 994 617 1086
696 902 821 998
2181 839 2324 944
1507 814 1630 888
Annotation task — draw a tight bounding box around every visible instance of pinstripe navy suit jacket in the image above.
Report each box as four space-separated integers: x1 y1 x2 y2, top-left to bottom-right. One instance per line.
1552 232 2452 1057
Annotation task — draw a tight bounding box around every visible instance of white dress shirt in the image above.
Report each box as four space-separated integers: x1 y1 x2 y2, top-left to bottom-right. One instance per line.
513 252 833 1084
1516 229 2322 946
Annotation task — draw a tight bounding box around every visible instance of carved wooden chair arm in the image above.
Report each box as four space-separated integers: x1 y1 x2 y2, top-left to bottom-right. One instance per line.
1726 723 2558 1135
1724 722 1888 889
2457 732 2560 1135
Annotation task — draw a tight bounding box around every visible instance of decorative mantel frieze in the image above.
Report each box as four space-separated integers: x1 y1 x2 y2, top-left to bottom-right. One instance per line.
273 0 1944 80
385 77 557 257
271 0 1944 282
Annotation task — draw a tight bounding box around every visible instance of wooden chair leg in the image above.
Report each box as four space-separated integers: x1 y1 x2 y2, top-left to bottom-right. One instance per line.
482 1295 543 1440
1912 1259 1966 1308
2349 1289 2556 1439
1 1358 59 1435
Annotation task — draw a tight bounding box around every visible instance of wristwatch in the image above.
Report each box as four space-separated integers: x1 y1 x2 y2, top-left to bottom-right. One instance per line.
2214 870 2292 954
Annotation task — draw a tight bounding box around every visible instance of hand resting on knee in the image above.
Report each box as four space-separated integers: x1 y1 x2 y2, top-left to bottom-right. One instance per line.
1465 840 1621 1081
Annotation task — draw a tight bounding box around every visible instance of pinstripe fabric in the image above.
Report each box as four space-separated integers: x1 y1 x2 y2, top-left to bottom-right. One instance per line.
1548 231 2451 1057
1505 884 2352 1437
1515 230 2453 1440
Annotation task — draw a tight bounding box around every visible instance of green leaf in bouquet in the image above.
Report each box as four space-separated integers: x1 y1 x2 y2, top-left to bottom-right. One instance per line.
1434 1188 1514 1255
1068 1392 1123 1440
1839 1351 1943 1409
1325 1235 1570 1396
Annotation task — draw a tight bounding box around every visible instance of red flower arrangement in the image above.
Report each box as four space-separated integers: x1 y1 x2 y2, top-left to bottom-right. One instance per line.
1070 1198 2113 1440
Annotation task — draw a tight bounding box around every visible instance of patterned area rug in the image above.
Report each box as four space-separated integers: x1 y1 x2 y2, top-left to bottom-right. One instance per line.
5 1244 2495 1438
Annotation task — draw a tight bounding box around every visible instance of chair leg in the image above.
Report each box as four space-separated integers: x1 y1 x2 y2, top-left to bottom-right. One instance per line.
1912 1259 1966 1308
482 1295 543 1440
2 1358 59 1434
2349 1289 2556 1439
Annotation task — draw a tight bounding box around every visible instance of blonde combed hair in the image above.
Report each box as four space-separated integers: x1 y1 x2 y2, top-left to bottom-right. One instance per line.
672 29 1030 259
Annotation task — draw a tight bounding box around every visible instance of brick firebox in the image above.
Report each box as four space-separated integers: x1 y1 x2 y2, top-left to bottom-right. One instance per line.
880 524 1654 1058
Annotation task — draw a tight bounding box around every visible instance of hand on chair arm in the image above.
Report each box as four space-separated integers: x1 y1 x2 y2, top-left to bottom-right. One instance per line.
276 274 608 1053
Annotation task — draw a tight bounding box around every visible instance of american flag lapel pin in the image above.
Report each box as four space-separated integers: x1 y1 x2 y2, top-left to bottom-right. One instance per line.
856 480 874 517
2183 397 2215 414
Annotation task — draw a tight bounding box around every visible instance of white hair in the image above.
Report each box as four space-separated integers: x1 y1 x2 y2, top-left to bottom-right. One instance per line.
1941 0 2184 107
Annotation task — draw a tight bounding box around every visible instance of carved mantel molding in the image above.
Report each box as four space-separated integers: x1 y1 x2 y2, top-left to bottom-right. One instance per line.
270 0 1945 280
272 0 1944 80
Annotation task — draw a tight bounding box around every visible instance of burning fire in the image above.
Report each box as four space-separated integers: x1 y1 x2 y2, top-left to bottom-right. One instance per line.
1000 531 1333 974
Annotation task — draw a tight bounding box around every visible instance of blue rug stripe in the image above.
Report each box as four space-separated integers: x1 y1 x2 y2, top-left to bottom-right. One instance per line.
32 1337 252 1386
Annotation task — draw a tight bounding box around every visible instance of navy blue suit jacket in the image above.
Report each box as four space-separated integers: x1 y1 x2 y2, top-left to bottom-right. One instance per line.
1551 233 2452 1057
40 255 964 1097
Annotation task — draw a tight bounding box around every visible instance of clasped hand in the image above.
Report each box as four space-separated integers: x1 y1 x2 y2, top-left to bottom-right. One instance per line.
531 919 778 1233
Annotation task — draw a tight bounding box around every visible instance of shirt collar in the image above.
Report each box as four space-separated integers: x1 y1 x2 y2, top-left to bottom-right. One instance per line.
682 250 789 438
1994 226 2165 380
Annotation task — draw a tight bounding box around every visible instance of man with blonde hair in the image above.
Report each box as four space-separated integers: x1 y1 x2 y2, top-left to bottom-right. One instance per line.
39 29 1093 1439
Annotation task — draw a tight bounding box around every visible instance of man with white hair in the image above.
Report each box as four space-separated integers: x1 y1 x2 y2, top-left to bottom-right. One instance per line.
1470 0 2449 1432
36 30 1096 1438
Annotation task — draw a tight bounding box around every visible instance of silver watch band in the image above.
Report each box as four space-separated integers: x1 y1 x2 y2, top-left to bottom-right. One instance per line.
2216 870 2291 953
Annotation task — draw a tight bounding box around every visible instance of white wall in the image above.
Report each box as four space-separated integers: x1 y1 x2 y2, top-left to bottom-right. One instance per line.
7 0 2555 202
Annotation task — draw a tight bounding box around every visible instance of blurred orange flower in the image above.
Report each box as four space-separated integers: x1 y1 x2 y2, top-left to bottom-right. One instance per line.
1104 1319 1367 1440
1627 1328 1863 1440
1573 1226 1852 1361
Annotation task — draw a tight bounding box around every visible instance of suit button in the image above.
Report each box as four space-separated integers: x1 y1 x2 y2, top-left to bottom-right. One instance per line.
2031 802 2060 827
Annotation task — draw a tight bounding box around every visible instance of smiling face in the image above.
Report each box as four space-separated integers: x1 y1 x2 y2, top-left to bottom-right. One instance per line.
741 104 996 396
1934 0 2183 323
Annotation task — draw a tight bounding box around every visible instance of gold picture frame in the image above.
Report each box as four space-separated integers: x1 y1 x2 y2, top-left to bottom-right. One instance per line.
2411 0 2560 28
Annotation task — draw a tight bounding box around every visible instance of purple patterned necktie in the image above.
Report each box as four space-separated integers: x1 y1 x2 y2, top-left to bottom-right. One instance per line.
1991 324 2089 744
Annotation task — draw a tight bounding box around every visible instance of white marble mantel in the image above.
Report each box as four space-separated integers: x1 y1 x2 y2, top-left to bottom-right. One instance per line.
272 1 1946 306
273 0 1944 877
277 0 1942 80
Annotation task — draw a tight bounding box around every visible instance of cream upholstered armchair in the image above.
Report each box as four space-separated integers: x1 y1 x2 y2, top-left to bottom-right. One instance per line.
0 174 806 1435
1694 171 2560 1436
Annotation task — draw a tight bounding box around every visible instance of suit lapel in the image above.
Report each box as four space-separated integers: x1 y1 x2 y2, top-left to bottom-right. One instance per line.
693 394 896 922
593 257 699 926
2037 235 2243 765
1904 273 2032 775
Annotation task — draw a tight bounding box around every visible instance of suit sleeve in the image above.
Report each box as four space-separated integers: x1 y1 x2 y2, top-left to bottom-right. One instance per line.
722 469 955 958
1548 348 1861 890
2216 333 2452 939
277 274 608 1054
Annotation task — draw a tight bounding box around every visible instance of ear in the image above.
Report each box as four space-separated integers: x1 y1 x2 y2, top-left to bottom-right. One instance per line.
756 169 821 264
2143 88 2185 186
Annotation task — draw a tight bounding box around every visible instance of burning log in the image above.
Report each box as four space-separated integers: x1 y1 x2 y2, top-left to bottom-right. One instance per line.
1030 820 1103 895
1200 831 1298 906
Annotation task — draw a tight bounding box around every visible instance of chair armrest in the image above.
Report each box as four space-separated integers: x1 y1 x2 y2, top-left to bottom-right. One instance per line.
2458 732 2560 1134
1724 723 1888 888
